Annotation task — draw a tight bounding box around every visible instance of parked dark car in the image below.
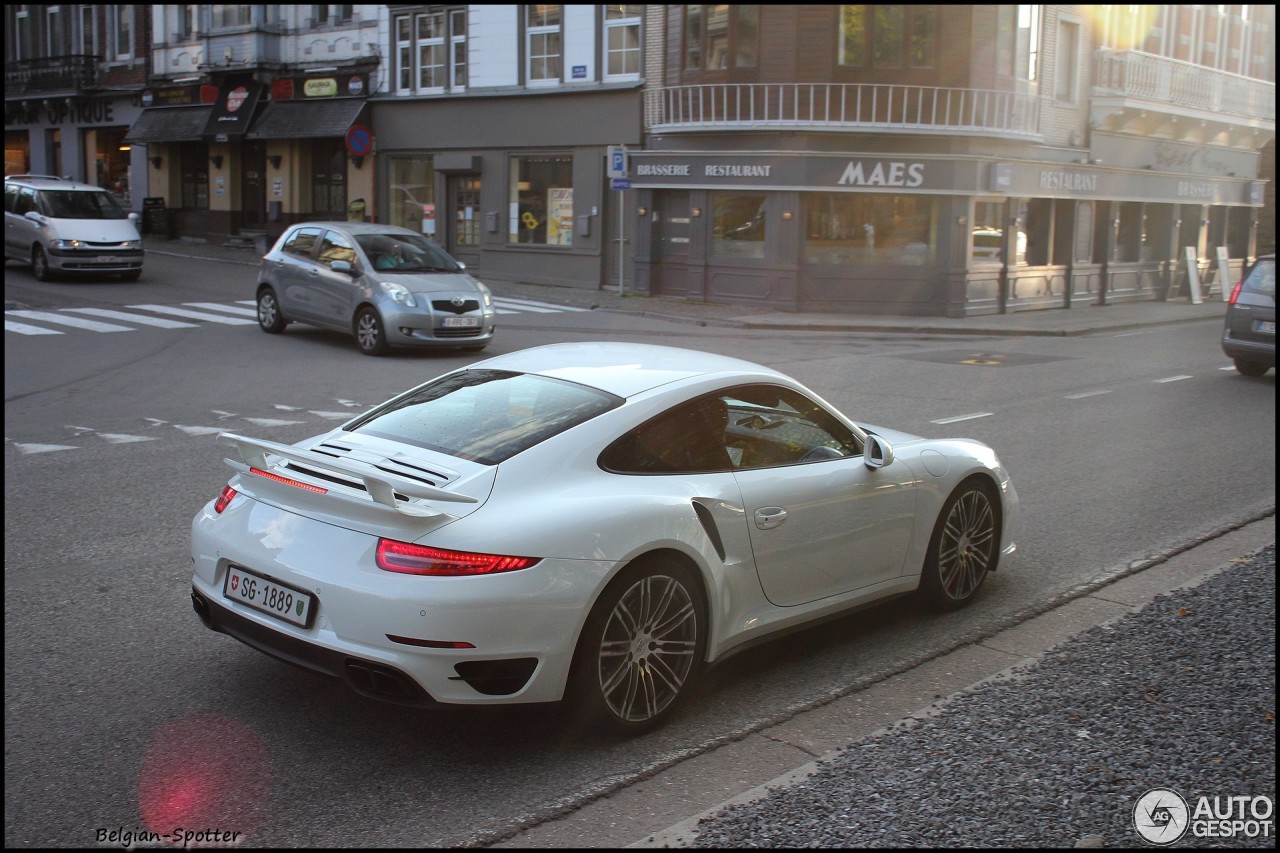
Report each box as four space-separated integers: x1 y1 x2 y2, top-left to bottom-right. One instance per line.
1221 253 1275 377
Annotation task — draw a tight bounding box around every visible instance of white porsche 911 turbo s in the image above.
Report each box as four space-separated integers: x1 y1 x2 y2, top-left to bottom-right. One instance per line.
191 342 1018 732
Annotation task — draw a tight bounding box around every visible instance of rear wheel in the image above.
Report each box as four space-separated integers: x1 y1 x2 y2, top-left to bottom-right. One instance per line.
570 558 706 733
257 287 287 333
919 479 999 610
354 307 389 356
31 246 52 281
1234 358 1270 377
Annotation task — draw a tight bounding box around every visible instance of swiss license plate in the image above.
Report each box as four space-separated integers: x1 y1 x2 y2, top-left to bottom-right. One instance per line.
1256 320 1275 334
443 316 479 328
224 565 314 628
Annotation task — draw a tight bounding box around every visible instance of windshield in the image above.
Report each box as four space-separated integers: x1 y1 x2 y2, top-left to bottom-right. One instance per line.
345 369 622 464
355 232 462 273
40 189 128 220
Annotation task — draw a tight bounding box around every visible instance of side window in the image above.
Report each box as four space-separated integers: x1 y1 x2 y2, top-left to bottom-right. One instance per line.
281 227 322 259
722 385 862 469
4 185 18 213
19 188 40 216
601 396 732 474
318 229 357 267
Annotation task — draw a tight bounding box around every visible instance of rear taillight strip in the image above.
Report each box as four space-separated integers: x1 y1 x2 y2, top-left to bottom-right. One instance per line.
250 467 329 494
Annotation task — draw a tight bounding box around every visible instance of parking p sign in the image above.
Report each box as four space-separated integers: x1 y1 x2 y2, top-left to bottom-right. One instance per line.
607 145 628 179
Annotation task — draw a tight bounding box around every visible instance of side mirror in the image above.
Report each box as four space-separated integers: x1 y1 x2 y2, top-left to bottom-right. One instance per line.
128 212 141 225
456 261 466 270
24 211 45 224
330 259 356 276
863 433 895 469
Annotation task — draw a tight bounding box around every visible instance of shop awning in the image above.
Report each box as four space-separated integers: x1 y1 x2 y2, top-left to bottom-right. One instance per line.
123 106 215 144
246 98 366 140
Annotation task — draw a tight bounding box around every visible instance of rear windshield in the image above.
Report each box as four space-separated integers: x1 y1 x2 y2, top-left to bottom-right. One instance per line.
40 189 128 220
345 369 622 464
1243 259 1275 297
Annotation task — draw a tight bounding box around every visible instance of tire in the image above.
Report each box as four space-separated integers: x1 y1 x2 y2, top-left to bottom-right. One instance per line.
919 479 1000 610
1234 358 1270 377
257 287 287 333
570 557 707 733
354 307 389 355
31 245 52 281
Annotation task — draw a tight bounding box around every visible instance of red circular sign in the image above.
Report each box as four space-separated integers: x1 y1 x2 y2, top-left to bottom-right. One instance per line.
226 86 249 112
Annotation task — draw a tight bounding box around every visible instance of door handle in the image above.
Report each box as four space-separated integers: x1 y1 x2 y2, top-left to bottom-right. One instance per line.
754 507 788 530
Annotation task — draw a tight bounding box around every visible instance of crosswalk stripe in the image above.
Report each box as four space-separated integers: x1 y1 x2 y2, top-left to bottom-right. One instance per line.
184 302 259 317
6 310 134 332
64 308 198 328
127 304 258 325
492 296 590 312
5 320 64 335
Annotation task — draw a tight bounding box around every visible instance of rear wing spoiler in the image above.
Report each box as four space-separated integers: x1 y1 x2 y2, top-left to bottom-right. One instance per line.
218 432 479 518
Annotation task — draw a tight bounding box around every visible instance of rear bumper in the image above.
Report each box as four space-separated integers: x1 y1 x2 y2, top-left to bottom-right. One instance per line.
1221 333 1276 366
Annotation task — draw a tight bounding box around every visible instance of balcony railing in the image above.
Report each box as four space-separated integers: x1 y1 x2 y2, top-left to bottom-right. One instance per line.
1093 49 1275 125
645 83 1043 139
4 55 100 96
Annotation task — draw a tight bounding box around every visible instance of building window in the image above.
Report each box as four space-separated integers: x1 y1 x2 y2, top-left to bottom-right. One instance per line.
76 5 96 55
450 9 467 89
109 5 133 60
85 126 132 204
684 5 758 71
839 6 936 69
712 192 766 258
604 5 643 78
179 143 210 210
211 5 251 29
310 139 346 219
46 6 64 55
527 5 562 85
802 193 936 266
416 11 446 91
509 154 573 245
395 14 413 91
177 4 198 39
388 155 435 234
1054 19 1079 103
1016 4 1040 82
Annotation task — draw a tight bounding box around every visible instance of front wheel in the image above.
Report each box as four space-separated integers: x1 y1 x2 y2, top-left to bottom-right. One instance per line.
257 287 287 333
570 558 706 733
919 479 1000 610
354 307 388 355
1234 358 1270 377
31 245 52 281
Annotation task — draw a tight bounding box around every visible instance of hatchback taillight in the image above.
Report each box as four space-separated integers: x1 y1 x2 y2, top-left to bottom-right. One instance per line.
213 485 238 514
1228 279 1244 305
376 539 540 576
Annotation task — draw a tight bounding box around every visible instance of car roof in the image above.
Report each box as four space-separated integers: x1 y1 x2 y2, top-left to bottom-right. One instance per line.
4 175 106 192
284 221 420 237
471 342 785 398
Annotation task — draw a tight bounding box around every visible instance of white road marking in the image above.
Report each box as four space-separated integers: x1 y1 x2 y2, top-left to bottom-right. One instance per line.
64 308 197 328
243 417 303 427
1155 375 1193 383
128 304 257 324
4 320 63 335
184 302 259 317
1065 390 1113 399
13 442 78 454
6 310 133 332
492 296 590 312
930 412 993 424
173 425 224 436
97 433 158 444
309 411 354 419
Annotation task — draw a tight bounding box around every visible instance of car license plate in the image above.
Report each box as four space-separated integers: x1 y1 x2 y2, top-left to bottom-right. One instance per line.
1256 320 1275 334
97 256 120 263
224 565 314 628
443 316 479 328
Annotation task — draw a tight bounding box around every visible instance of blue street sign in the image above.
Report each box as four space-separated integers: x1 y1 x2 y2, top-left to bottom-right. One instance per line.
610 178 631 190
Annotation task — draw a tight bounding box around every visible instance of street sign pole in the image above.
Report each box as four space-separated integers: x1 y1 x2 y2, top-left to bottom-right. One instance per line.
608 146 630 297
618 186 625 296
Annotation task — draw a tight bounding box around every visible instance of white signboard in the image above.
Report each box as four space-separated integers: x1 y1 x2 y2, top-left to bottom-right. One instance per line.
1216 247 1231 302
1184 246 1203 304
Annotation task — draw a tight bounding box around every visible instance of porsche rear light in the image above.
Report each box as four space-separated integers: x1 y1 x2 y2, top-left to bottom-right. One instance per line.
214 485 238 514
376 539 540 576
1227 279 1244 305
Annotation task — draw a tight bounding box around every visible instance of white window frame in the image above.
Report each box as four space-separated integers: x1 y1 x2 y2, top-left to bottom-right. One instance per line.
76 5 96 56
526 5 563 87
604 5 643 80
46 6 62 55
1053 18 1079 103
450 9 467 90
395 13 413 93
14 6 32 62
211 5 252 30
416 11 447 92
109 5 134 62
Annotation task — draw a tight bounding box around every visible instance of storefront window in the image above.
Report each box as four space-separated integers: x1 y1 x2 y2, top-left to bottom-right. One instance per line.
310 139 346 219
802 193 935 265
84 126 132 205
509 154 573 246
5 130 31 176
179 142 209 209
388 155 435 234
711 192 766 258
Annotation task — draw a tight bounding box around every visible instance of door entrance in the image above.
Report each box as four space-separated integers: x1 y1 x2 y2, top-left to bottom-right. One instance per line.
653 191 691 296
241 141 266 230
446 175 481 269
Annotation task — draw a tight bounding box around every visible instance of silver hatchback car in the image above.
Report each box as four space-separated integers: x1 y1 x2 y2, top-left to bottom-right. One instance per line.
255 222 496 355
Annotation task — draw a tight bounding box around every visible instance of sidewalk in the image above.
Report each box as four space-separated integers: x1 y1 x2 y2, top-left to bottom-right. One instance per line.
142 235 1230 337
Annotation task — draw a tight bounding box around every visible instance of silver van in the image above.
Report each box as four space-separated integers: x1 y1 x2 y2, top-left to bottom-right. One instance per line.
4 175 144 281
